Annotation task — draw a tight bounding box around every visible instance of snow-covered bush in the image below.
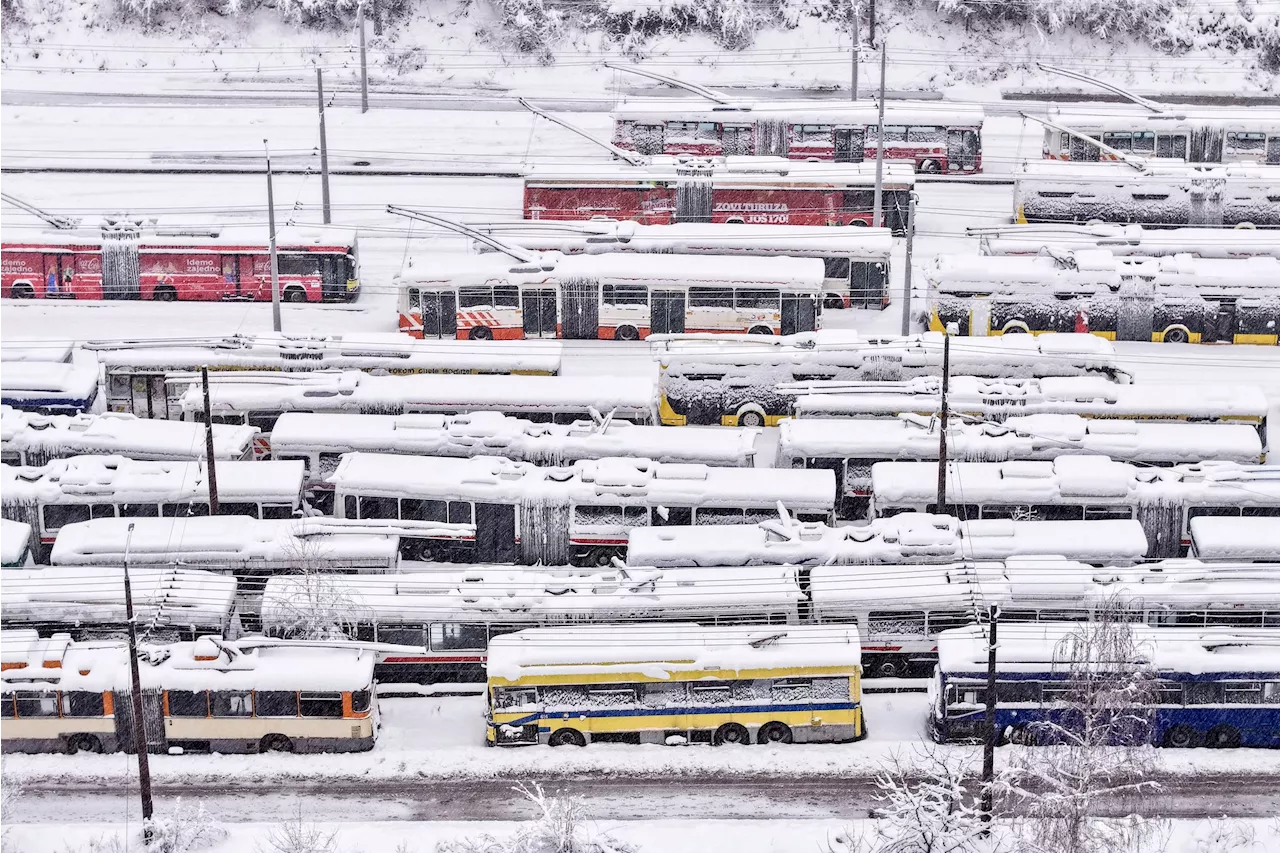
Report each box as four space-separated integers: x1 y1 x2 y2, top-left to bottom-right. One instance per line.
492 0 566 63
922 0 1173 42
257 805 340 853
436 782 638 853
144 799 227 853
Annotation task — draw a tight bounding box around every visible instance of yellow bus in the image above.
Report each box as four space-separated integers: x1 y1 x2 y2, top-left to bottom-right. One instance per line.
485 623 864 747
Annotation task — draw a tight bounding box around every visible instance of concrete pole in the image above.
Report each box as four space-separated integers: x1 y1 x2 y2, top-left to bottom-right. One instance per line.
265 139 282 333
317 68 332 225
872 42 886 228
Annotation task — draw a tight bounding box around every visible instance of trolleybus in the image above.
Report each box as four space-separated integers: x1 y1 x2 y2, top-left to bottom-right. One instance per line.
1 361 100 416
1040 108 1280 164
975 223 1280 259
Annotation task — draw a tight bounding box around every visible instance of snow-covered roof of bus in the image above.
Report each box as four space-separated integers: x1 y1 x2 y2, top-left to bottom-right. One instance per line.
269 411 757 468
0 632 376 693
260 566 802 627
485 623 862 681
0 362 100 399
1 518 33 564
778 413 1263 466
178 371 656 416
935 623 1280 675
0 457 304 507
90 333 563 375
810 561 1010 610
1043 105 1280 131
791 375 1270 419
1 406 259 461
928 252 1280 288
1 224 358 251
1015 161 1280 182
471 220 895 259
871 457 1280 507
1189 516 1280 560
49 515 399 565
981 224 1280 260
327 452 835 509
524 157 918 186
397 250 826 291
624 513 1148 567
0 341 75 363
612 98 985 125
1 566 237 629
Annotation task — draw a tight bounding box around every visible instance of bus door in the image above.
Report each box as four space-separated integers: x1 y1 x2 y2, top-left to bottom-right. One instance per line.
834 128 865 163
476 503 518 563
418 290 458 339
560 278 600 339
1206 300 1237 343
651 291 686 335
43 254 75 298
722 124 753 157
781 293 818 335
221 255 245 298
634 124 666 156
1069 135 1101 162
947 129 979 171
1269 135 1280 165
523 288 559 338
850 260 887 309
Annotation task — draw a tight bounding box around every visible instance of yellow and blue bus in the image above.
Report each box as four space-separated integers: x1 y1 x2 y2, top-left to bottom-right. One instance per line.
485 623 864 747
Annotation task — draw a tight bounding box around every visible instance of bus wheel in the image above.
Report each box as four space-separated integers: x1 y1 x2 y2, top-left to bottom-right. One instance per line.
748 326 773 336
153 287 178 302
876 659 902 678
713 723 750 746
736 407 766 428
614 325 639 342
10 284 34 299
1206 724 1241 749
284 287 308 303
1162 326 1190 344
469 326 494 341
1001 322 1028 334
548 728 586 748
757 722 793 745
260 734 295 753
919 159 941 174
66 734 103 754
1163 725 1199 749
823 295 846 311
1008 725 1038 747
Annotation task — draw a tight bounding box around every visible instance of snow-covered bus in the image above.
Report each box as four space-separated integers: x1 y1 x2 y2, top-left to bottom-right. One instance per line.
0 361 100 416
1 456 307 562
1040 108 1280 164
612 99 984 173
870 457 1280 557
89 334 563 421
1012 162 1280 228
975 223 1280 259
329 453 835 566
524 159 916 234
1 406 258 467
655 331 1131 427
0 633 380 755
470 220 895 310
397 252 824 341
925 252 1280 344
1188 516 1280 563
779 414 1266 518
175 372 659 452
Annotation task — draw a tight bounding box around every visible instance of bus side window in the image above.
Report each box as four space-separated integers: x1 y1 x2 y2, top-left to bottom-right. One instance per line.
167 690 210 718
431 623 487 651
119 503 160 518
217 502 257 516
43 504 90 531
357 495 398 520
211 691 253 717
653 506 692 526
300 692 344 718
162 502 210 517
62 691 106 718
343 495 357 519
260 504 294 520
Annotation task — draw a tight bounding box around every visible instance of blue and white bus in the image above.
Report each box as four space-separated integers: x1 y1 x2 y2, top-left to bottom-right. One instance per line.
929 623 1280 749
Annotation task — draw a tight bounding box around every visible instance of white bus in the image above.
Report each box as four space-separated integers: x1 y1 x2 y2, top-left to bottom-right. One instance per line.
974 223 1280 260
397 252 825 341
778 414 1265 518
1 456 307 561
88 333 563 420
654 331 1130 427
1 566 238 641
469 220 895 310
1 632 379 755
625 512 1150 569
870 457 1280 557
1041 108 1280 164
175 371 659 446
1 405 258 467
1188 516 1280 562
329 452 835 567
0 361 100 416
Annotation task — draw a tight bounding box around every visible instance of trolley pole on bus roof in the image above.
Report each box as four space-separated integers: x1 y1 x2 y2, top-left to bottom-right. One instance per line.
265 140 282 333
317 68 332 225
200 366 220 516
122 522 156 842
900 192 916 336
358 2 370 113
872 42 886 229
980 603 1000 830
935 330 950 509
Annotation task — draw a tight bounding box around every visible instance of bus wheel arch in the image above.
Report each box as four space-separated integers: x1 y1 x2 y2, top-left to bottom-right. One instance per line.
918 159 941 174
1235 222 1257 230
823 294 846 311
748 325 773 336
284 286 308 303
548 728 587 747
713 722 751 746
260 734 295 753
1163 724 1199 748
66 734 103 754
1206 724 1241 749
469 326 495 341
613 325 640 342
1000 321 1030 335
153 286 178 302
735 404 767 428
1162 325 1191 344
10 282 35 298
757 722 793 745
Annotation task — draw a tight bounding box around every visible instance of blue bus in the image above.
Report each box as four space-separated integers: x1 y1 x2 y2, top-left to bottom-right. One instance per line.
929 624 1280 749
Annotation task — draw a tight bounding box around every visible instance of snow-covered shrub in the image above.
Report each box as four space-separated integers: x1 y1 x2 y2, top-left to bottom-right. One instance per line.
925 0 1174 42
492 0 565 63
436 782 639 853
144 799 227 853
257 806 340 853
1194 818 1260 853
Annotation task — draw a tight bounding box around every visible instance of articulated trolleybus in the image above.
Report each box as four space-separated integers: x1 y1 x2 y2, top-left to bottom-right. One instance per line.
486 623 865 747
397 251 824 341
1040 106 1280 164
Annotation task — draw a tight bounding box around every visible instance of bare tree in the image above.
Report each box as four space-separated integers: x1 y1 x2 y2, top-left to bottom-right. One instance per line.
256 804 340 853
264 539 372 641
1001 596 1162 853
436 782 639 853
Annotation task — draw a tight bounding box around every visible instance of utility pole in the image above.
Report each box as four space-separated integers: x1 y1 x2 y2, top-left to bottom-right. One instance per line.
850 2 859 101
980 603 1000 828
316 68 332 225
122 522 155 841
935 330 950 510
264 140 282 333
358 3 370 114
899 192 916 335
872 42 887 229
868 0 876 47
200 366 220 516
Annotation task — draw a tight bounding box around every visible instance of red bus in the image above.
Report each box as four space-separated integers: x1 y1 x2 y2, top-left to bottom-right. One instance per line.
523 159 916 234
612 101 984 173
2 225 360 303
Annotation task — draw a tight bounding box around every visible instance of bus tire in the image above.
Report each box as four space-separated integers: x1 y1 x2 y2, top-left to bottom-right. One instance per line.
1163 725 1199 749
757 722 793 745
1162 326 1190 344
748 326 773 336
284 286 308 303
260 734 295 753
10 283 34 299
1008 725 1037 747
66 734 103 754
919 159 941 174
589 547 617 568
735 406 766 428
1206 724 1241 749
876 658 903 678
614 325 639 342
1235 222 1257 230
1001 321 1029 334
823 295 846 311
548 728 586 748
469 326 494 341
713 723 750 746
153 286 178 302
